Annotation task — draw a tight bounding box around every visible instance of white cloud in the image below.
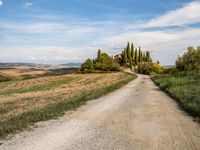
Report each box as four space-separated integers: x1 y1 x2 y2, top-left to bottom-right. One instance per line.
127 1 200 29
0 0 3 6
106 28 200 45
24 2 33 8
105 27 200 65
1 1 200 65
147 1 200 27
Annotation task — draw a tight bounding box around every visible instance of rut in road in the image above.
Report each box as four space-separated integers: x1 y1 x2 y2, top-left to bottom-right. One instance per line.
1 75 200 150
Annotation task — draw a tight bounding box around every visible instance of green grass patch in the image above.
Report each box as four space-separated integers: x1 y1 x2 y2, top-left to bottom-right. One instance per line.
151 72 200 121
0 73 137 139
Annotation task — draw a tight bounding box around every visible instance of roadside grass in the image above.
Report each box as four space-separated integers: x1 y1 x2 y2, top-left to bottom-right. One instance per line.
0 73 136 139
151 72 200 121
0 77 78 96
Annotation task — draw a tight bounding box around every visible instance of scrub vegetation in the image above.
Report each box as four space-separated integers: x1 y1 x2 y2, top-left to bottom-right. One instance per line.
152 46 200 120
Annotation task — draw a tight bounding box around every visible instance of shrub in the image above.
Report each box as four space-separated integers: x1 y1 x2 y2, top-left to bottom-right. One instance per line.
162 67 178 74
176 46 200 71
138 62 163 74
80 59 94 72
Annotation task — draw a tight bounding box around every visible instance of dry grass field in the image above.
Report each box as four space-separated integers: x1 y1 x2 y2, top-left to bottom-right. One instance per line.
0 68 79 82
0 71 135 139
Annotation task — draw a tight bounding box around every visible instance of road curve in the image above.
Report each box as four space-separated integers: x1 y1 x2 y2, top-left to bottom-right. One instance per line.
1 75 200 150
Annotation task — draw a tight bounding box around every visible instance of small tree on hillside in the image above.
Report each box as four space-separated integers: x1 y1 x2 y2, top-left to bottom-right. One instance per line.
146 51 151 62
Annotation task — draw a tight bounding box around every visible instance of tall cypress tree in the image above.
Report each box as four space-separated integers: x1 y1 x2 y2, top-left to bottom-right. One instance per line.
124 48 128 63
97 49 101 62
138 47 141 63
131 43 134 62
135 48 138 65
143 52 146 63
131 43 135 69
127 42 131 61
140 50 143 63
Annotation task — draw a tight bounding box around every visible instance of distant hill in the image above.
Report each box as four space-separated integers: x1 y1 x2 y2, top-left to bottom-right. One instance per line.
0 63 81 69
59 63 81 68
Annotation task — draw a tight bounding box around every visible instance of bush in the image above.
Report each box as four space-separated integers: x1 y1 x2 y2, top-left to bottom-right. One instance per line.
162 67 177 74
80 59 94 72
176 46 200 71
80 52 121 72
138 62 163 74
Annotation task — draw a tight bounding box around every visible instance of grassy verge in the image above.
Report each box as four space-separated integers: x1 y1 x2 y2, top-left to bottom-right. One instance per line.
0 73 136 139
151 72 200 121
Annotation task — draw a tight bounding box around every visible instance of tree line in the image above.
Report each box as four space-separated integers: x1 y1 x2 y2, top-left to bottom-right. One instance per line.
80 42 161 73
118 42 152 70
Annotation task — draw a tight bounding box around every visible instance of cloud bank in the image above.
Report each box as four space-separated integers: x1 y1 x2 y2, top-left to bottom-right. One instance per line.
0 1 200 65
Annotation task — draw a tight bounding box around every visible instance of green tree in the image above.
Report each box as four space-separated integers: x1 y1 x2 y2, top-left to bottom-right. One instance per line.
97 49 101 62
135 48 138 65
138 47 143 63
131 43 135 69
80 59 94 71
146 51 151 62
131 43 134 61
124 48 128 64
176 46 200 71
127 42 131 61
143 52 146 63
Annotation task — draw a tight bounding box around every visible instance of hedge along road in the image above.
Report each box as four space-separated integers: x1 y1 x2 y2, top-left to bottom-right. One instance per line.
1 74 200 150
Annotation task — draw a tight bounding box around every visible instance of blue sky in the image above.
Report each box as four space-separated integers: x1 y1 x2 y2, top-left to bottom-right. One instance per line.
0 0 200 65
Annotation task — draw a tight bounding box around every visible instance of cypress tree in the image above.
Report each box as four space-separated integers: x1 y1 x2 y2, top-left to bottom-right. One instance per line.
135 48 138 65
138 47 141 63
124 48 128 64
127 42 131 61
131 43 135 69
97 49 101 62
131 43 134 62
140 50 143 63
121 50 125 64
146 51 151 62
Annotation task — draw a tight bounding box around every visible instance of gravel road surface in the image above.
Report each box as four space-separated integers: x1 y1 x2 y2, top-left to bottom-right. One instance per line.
1 74 200 150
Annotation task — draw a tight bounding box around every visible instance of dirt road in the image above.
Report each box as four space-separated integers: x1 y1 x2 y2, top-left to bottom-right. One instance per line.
1 75 200 150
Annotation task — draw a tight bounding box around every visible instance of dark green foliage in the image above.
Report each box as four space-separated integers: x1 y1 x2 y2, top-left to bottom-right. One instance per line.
81 52 120 72
138 62 163 74
131 44 134 62
124 48 128 63
81 43 153 72
95 53 120 71
127 42 131 61
146 51 151 62
80 59 94 72
97 49 101 62
138 47 142 63
176 46 200 71
135 48 138 65
152 72 200 121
